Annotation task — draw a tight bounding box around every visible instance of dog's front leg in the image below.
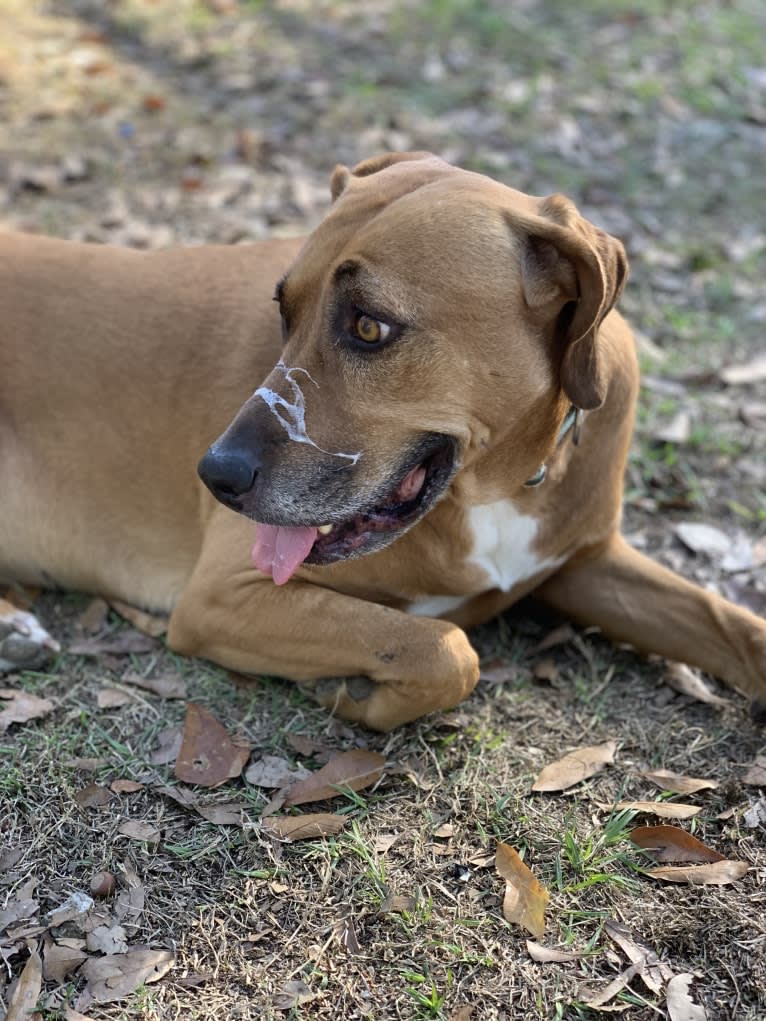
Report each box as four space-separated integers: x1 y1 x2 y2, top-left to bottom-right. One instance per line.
168 529 479 731
536 532 766 705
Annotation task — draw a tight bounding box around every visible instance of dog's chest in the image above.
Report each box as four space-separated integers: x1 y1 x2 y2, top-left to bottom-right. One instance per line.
407 499 562 617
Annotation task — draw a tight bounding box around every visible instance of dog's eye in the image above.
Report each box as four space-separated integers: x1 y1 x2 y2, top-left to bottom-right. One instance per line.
353 313 390 345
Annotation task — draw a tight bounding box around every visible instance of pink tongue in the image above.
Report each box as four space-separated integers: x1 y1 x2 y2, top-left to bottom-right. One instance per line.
252 524 318 585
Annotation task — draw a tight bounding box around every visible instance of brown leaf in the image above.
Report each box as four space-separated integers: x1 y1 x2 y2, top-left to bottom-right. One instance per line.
64 757 108 772
639 769 719 795
379 890 416 914
719 351 766 385
86 923 128 955
147 725 183 765
77 598 109 634
174 704 251 788
583 962 641 1010
611 801 700 820
97 687 137 709
433 822 455 839
262 813 347 841
743 754 766 785
0 688 54 732
108 600 168 637
531 740 616 792
495 842 549 939
118 820 160 843
743 798 766 828
647 861 748 885
273 979 315 1011
114 865 145 924
0 847 24 871
45 892 94 927
603 920 674 995
448 1009 474 1021
122 670 187 700
6 945 42 1021
285 733 335 761
662 663 730 707
479 659 522 685
77 947 173 1007
532 657 559 682
43 937 88 983
110 779 144 794
63 1006 98 1021
74 784 113 809
244 755 309 789
0 896 39 935
526 940 587 963
531 622 576 654
68 630 157 657
195 801 249 826
284 749 385 806
630 825 724 864
666 973 708 1020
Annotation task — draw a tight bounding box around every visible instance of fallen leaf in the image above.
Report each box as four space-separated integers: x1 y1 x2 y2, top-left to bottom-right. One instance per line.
630 825 724 863
531 622 576 653
653 411 691 445
0 847 24 871
611 801 700 819
719 351 766 385
64 757 108 772
147 725 183 765
118 820 160 843
41 935 88 980
647 861 748 885
195 801 249 826
273 979 315 1011
244 754 310 789
122 671 186 700
373 833 400 854
583 962 640 1010
662 663 730 707
379 890 416 914
76 947 173 1007
495 842 549 939
479 659 522 685
448 1009 474 1021
526 940 587 963
68 631 157 656
674 522 731 558
63 1008 98 1021
97 687 137 709
285 733 335 761
743 798 766 828
284 749 385 806
603 920 674 995
531 740 617 792
740 400 766 430
0 688 54 732
666 973 708 1020
77 598 109 634
86 924 128 955
108 600 168 637
743 754 766 785
334 910 361 954
110 779 144 794
74 784 113 809
174 704 251 788
533 657 559 682
0 897 38 935
262 813 347 841
433 822 455 839
114 865 145 924
45 892 94 927
639 769 719 795
6 945 42 1021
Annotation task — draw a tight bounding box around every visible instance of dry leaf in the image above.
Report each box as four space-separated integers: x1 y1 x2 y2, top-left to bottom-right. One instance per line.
663 663 730 707
77 947 173 1007
531 622 576 653
74 784 113 809
373 833 400 854
526 940 586 963
114 865 145 924
195 801 249 826
654 410 691 445
273 979 315 1011
6 945 42 1021
86 924 128 956
262 813 347 841
647 860 748 885
630 825 724 863
244 754 309 788
479 659 522 685
0 847 24 871
285 733 335 761
77 598 109 634
118 820 160 843
533 657 559 682
110 779 144 794
45 892 94 927
604 920 674 995
0 897 38 935
0 688 54 732
64 757 108 772
68 630 157 656
97 687 136 709
148 725 183 765
674 522 731 558
284 749 385 806
433 822 455 838
743 798 766 828
108 600 168 637
611 801 700 820
448 1008 474 1021
532 740 616 792
743 754 766 785
495 842 549 939
583 962 640 1010
719 351 766 385
174 703 251 788
63 1008 98 1021
379 891 416 914
639 769 719 795
122 671 187 700
666 973 708 1020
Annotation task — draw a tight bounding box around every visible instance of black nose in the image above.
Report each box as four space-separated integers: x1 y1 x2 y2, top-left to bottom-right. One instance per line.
198 446 259 506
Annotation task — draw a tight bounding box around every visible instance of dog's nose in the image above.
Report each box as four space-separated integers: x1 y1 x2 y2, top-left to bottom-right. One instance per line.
198 446 259 505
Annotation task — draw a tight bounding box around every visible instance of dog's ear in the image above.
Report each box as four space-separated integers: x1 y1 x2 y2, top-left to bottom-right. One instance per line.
514 194 628 410
330 151 437 202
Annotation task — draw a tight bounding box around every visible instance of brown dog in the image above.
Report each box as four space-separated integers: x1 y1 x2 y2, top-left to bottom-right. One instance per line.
1 152 764 730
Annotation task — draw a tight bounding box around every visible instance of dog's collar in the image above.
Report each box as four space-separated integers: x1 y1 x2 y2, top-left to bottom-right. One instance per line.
523 406 584 488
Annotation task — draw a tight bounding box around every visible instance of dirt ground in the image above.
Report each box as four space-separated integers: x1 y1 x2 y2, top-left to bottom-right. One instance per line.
1 1 765 1019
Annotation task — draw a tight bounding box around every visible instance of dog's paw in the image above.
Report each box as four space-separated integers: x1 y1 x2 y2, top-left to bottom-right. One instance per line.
0 599 60 673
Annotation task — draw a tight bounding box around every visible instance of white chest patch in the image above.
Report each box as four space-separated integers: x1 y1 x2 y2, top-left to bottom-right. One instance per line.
407 499 564 617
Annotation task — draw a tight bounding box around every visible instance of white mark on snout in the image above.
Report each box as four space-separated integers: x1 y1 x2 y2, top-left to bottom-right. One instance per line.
254 360 361 465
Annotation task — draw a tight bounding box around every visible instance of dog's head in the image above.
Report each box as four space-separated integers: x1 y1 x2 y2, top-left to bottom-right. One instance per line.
198 152 628 583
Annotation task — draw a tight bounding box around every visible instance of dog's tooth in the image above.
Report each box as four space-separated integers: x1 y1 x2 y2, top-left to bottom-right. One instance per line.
318 524 333 535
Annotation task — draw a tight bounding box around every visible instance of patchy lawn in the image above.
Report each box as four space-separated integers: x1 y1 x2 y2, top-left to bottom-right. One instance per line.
1 1 764 1018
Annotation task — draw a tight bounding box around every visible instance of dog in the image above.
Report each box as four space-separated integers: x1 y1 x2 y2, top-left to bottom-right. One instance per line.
1 151 764 730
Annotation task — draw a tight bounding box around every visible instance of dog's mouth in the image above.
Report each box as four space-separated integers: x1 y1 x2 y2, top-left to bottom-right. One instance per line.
252 436 457 585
